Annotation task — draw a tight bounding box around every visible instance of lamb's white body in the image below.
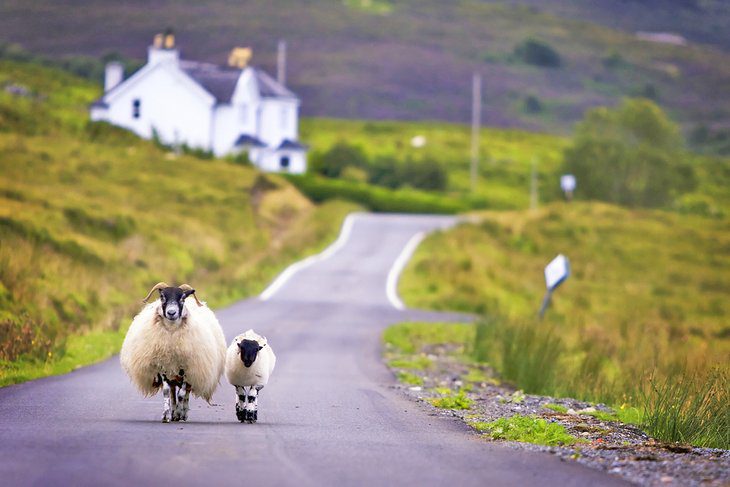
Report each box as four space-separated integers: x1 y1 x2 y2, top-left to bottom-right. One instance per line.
120 300 226 404
225 329 276 422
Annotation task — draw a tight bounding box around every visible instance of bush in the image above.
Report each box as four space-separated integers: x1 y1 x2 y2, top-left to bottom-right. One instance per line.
284 175 467 214
366 156 448 191
523 95 543 114
311 141 368 178
514 38 561 68
561 98 696 207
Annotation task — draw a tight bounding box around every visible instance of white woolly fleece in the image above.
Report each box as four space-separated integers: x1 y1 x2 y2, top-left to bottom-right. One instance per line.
225 329 276 388
120 300 226 402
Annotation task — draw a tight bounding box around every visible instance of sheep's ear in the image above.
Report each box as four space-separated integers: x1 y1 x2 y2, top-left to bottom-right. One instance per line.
181 288 196 300
258 345 264 351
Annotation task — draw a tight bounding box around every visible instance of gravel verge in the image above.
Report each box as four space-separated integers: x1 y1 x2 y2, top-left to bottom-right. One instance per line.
385 342 729 486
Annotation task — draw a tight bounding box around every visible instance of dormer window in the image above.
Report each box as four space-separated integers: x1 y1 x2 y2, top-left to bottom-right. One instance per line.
132 99 141 119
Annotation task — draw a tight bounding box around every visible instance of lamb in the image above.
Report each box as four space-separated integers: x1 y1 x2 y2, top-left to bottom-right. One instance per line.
225 330 276 423
120 282 226 423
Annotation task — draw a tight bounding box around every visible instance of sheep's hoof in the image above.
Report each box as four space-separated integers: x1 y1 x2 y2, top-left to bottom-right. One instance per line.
250 410 258 423
236 409 247 423
162 415 170 423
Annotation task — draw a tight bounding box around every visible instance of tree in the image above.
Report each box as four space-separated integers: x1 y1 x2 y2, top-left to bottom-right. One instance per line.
562 99 696 207
514 38 561 68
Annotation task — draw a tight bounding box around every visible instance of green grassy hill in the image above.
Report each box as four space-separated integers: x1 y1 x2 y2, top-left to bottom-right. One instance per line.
1 0 729 142
0 60 358 385
399 202 729 446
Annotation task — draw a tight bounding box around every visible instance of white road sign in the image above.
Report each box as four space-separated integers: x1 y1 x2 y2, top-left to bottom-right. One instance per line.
544 254 570 290
560 174 576 193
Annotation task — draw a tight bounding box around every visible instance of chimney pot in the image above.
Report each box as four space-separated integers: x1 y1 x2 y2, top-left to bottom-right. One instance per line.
104 62 124 92
228 47 252 68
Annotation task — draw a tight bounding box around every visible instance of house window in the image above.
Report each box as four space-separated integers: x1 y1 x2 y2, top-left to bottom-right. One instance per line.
132 99 141 119
280 156 290 170
239 104 248 124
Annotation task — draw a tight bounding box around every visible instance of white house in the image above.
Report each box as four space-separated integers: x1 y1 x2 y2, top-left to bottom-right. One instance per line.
90 32 307 173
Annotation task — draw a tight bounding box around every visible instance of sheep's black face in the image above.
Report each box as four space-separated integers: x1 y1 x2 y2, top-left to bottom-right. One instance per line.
238 339 263 368
159 287 194 323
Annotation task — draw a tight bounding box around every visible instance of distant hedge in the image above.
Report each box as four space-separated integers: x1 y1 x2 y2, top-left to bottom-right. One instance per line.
284 175 470 214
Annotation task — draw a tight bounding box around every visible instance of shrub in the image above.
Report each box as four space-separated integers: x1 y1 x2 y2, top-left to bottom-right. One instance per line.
514 38 561 68
561 98 696 207
311 141 368 178
523 95 543 114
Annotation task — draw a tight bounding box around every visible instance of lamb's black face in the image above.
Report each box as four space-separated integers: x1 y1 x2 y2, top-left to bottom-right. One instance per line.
159 287 194 323
238 339 263 368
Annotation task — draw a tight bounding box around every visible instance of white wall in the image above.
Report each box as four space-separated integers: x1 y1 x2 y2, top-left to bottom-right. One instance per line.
103 66 214 150
259 150 306 174
212 69 262 156
257 99 299 148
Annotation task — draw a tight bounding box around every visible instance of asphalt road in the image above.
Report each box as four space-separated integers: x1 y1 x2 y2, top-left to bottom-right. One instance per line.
0 213 626 486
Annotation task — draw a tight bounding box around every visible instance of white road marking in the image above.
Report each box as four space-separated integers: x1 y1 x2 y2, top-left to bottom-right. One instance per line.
386 231 426 310
259 213 359 301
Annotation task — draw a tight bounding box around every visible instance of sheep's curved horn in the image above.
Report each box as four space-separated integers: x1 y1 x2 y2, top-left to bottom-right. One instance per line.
142 282 169 303
179 284 203 306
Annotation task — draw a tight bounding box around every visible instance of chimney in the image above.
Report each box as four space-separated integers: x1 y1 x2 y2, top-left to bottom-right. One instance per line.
228 47 252 69
148 29 179 66
277 40 286 85
104 62 124 92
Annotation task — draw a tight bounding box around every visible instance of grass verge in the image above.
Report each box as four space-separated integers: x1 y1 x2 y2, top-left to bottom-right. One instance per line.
473 415 584 446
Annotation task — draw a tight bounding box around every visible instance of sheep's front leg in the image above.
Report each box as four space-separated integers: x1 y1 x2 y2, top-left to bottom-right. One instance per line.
162 381 172 423
235 386 247 422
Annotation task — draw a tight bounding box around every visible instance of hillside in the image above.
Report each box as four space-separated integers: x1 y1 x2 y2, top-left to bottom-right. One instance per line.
0 0 729 138
0 60 357 385
399 202 730 446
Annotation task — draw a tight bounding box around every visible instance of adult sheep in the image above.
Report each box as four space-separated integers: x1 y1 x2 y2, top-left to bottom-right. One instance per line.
120 282 226 422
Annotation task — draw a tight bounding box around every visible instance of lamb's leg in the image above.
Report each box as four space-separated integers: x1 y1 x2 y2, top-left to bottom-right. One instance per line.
252 385 264 423
235 386 247 422
162 380 171 423
245 387 259 423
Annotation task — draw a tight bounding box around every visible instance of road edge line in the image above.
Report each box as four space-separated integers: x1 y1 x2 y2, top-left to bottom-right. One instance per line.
386 231 426 310
259 213 359 301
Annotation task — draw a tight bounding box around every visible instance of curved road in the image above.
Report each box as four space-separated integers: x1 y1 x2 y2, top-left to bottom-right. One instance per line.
0 213 626 486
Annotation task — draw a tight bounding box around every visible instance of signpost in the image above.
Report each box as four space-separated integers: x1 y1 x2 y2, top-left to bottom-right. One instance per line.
560 174 576 201
539 254 570 319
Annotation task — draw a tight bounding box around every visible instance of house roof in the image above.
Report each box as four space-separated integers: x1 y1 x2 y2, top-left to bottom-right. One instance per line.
181 61 297 103
254 69 297 99
180 61 240 103
91 58 298 107
234 134 267 148
277 139 308 151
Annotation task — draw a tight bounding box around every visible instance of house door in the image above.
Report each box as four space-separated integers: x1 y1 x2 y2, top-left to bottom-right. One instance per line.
279 156 290 171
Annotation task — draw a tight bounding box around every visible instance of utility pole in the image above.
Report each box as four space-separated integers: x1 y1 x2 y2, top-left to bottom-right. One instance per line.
530 157 538 210
277 40 287 86
470 72 481 193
